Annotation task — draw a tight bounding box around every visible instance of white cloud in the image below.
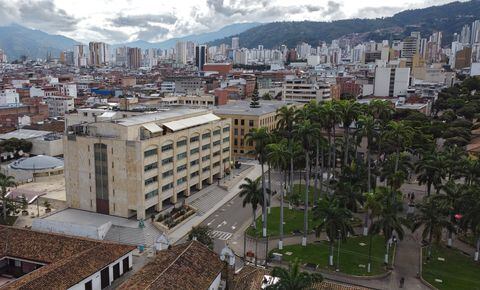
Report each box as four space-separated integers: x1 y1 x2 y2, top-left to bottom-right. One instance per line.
0 0 466 43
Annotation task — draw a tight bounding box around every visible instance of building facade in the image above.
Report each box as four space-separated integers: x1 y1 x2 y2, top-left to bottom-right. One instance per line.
64 108 231 219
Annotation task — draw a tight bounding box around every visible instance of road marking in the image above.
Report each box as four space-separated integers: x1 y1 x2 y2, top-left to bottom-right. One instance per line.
210 230 233 241
231 222 237 230
207 219 216 226
217 221 227 228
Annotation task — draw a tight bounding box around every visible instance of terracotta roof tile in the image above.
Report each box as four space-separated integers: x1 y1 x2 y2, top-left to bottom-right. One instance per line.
119 241 223 290
0 226 135 290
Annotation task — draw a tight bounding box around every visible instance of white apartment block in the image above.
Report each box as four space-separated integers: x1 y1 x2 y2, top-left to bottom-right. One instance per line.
64 108 231 220
0 89 19 105
282 79 331 103
374 67 411 97
44 96 74 117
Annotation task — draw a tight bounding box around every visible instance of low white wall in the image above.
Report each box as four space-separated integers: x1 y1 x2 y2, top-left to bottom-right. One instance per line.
31 219 112 240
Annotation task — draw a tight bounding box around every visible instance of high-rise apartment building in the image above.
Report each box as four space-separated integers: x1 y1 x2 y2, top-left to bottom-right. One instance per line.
89 42 109 67
115 47 128 67
64 108 231 219
374 65 410 97
74 44 88 67
472 20 480 44
231 37 239 50
282 78 331 103
195 45 207 71
127 47 142 69
0 49 7 63
175 41 187 65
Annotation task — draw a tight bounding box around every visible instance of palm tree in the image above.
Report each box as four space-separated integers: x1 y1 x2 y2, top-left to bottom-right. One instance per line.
434 181 464 247
276 106 297 190
314 196 354 267
415 153 446 196
188 226 213 249
369 192 406 264
267 259 323 290
239 177 264 231
0 173 16 221
384 121 413 172
246 128 270 237
267 140 289 249
412 198 453 258
442 145 466 180
380 153 412 191
368 99 394 123
307 101 327 206
460 157 480 186
323 101 339 185
294 119 321 246
364 191 382 273
356 115 378 235
459 186 480 261
337 100 362 167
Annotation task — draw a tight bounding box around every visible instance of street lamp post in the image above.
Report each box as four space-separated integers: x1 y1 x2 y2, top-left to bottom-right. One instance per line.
336 230 341 272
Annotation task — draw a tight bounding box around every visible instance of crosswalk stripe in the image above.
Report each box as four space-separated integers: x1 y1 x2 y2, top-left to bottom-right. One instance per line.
210 230 233 241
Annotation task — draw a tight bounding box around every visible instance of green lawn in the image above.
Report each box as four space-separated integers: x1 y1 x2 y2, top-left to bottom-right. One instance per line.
288 184 316 206
271 235 393 276
246 207 317 237
422 245 480 290
246 206 363 237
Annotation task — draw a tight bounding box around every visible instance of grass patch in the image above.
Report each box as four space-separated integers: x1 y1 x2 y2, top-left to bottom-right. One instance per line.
0 215 18 226
272 235 392 276
422 245 480 290
246 207 318 237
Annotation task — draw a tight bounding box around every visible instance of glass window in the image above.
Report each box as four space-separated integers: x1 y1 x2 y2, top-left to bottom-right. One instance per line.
144 148 157 158
190 135 199 142
190 171 199 178
223 147 230 152
202 132 211 139
177 176 187 185
176 139 187 147
145 189 159 200
162 183 173 192
202 155 210 161
234 119 238 125
213 151 221 157
162 170 173 178
202 166 210 172
234 128 238 136
249 120 254 127
144 176 158 186
161 143 173 152
144 162 158 172
190 147 199 154
223 137 230 143
161 157 173 165
213 129 221 136
177 152 187 160
202 144 211 150
241 120 244 126
213 140 221 146
177 164 187 172
190 159 199 166
223 126 230 132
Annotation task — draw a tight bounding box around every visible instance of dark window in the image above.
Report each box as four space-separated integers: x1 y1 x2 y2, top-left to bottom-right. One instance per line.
100 267 110 289
176 139 187 147
94 143 109 215
161 143 173 152
202 144 210 150
213 129 221 136
202 132 211 139
213 140 221 146
190 159 199 166
162 157 173 165
234 119 238 125
113 263 121 280
144 163 158 172
144 148 157 157
177 152 187 160
122 257 130 273
190 147 199 154
249 120 254 127
190 135 199 142
177 164 187 172
223 126 230 132
85 280 92 290
162 170 173 178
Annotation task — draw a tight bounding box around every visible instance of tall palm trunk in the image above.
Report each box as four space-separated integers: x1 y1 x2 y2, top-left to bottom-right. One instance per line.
252 207 257 229
367 232 373 272
329 240 334 266
326 133 332 194
279 170 285 250
364 146 371 236
385 241 390 264
2 189 7 221
313 141 319 206
268 163 272 214
344 126 350 167
475 237 479 261
332 126 337 179
261 162 267 238
320 148 324 198
302 153 310 246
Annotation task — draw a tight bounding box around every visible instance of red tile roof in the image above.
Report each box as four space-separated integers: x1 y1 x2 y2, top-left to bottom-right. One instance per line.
0 226 135 290
119 241 223 290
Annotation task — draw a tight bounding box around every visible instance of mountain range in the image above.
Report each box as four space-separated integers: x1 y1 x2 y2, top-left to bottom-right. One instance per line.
210 0 480 48
1 0 479 60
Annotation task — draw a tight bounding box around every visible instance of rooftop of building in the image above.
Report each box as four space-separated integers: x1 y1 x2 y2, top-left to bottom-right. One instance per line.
9 155 64 170
115 108 212 126
0 226 135 290
119 241 223 290
213 100 296 116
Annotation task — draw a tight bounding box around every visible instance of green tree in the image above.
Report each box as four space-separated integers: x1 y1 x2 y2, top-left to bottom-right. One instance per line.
239 177 265 231
250 81 261 108
314 196 354 267
246 128 270 237
0 173 16 221
412 198 453 258
415 153 446 196
267 140 289 249
294 119 321 246
433 181 464 247
188 226 213 249
267 259 323 290
276 105 297 192
337 100 362 167
369 192 406 264
384 121 413 172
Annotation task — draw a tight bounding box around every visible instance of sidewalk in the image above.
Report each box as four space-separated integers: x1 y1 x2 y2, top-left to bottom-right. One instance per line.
169 163 262 244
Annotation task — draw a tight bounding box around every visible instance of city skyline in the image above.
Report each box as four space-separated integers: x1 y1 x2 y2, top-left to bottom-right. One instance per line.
0 0 465 44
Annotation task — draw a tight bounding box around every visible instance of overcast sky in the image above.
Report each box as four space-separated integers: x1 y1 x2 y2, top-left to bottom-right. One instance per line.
0 0 464 44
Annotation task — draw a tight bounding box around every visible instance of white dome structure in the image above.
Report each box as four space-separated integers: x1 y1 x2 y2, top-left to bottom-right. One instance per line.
10 155 64 170
5 155 64 182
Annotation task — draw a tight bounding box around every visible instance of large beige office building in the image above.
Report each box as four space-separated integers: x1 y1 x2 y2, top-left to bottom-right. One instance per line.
64 108 231 219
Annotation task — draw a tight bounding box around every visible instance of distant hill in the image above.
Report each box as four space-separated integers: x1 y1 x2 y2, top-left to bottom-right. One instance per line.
209 0 480 48
115 22 261 50
0 24 79 60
